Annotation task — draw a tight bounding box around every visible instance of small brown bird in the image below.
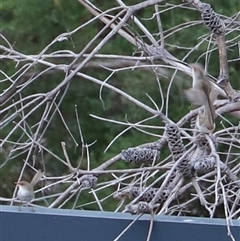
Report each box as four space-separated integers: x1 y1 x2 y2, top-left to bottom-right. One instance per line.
15 170 44 204
185 63 217 133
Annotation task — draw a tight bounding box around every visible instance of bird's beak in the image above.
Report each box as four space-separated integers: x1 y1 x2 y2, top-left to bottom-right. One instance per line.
14 182 20 185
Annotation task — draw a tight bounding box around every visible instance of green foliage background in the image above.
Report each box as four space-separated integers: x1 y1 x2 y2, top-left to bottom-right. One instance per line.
0 0 239 211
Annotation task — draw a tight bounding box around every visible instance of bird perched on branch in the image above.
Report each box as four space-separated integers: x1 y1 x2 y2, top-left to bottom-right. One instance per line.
184 63 218 133
15 170 44 205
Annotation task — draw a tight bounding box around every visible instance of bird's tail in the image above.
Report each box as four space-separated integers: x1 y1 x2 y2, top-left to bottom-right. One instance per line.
30 170 44 186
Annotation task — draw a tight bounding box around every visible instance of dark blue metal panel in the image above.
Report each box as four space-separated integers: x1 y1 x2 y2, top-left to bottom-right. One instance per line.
0 205 239 241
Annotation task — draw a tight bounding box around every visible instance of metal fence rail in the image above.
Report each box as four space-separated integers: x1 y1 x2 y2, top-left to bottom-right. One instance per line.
0 205 239 241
